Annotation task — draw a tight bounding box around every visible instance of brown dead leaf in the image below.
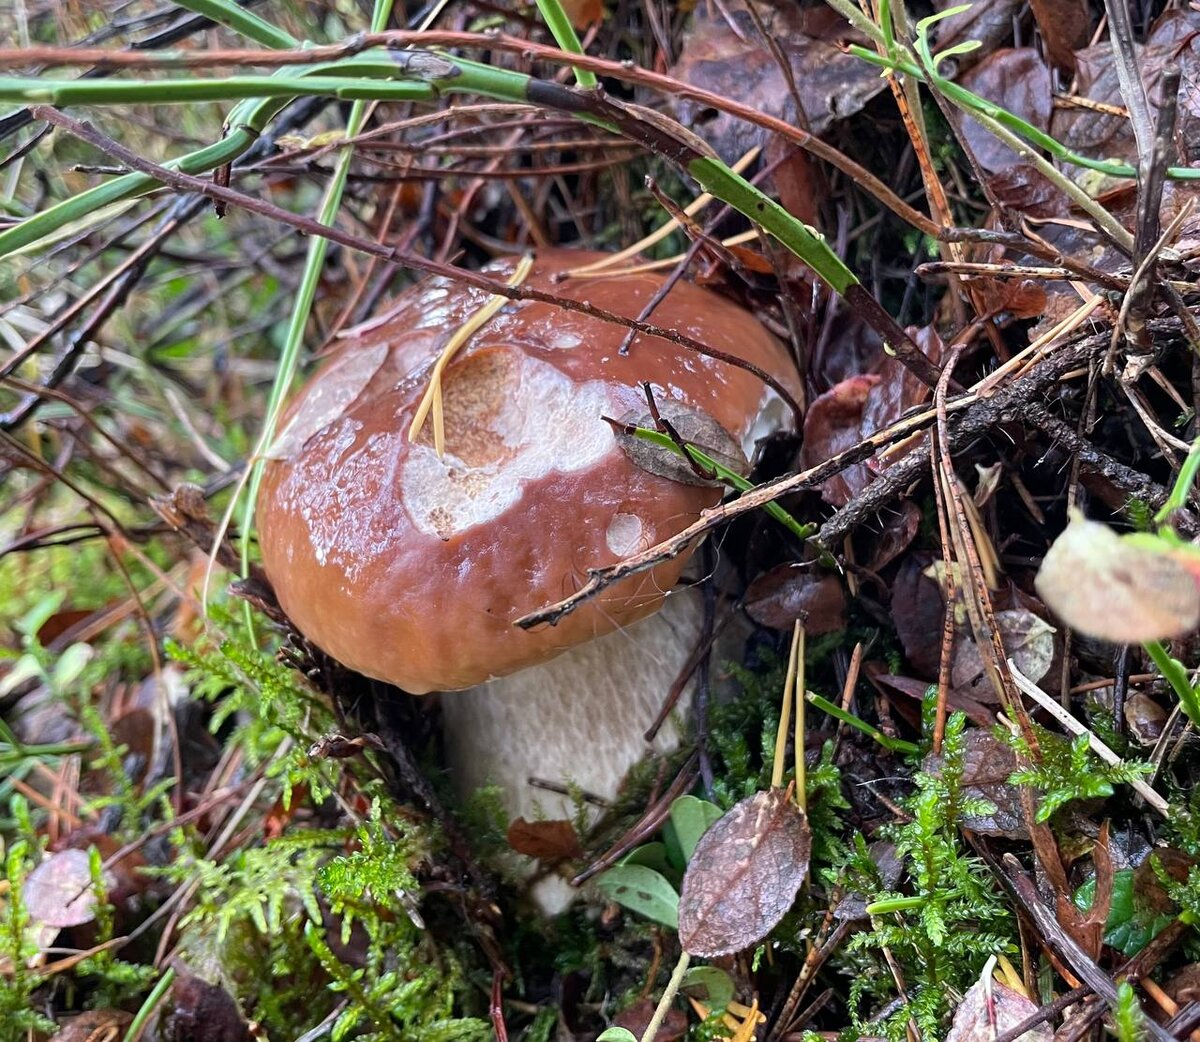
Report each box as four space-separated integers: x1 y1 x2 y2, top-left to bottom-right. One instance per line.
866 502 922 572
668 4 885 163
1035 512 1200 642
163 970 252 1042
959 50 1052 172
925 729 1027 838
800 375 879 506
558 0 602 30
612 998 688 1042
52 1010 132 1042
506 818 583 861
952 609 1057 700
1125 692 1168 745
946 971 1052 1042
678 788 811 957
1026 0 1090 71
744 565 846 634
24 849 103 929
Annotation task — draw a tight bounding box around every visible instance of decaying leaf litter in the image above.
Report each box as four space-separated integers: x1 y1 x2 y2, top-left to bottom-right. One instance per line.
6 0 1200 1038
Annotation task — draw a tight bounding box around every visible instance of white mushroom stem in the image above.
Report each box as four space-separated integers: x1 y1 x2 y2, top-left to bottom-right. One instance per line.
439 588 703 910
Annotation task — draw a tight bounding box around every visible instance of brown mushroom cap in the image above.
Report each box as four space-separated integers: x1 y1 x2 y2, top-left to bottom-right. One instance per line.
257 249 798 693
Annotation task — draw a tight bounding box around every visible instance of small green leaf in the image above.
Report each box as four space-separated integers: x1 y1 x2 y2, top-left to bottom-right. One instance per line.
597 1029 638 1042
681 965 735 1013
52 643 93 691
669 796 724 864
620 841 675 879
1074 869 1175 955
595 864 680 929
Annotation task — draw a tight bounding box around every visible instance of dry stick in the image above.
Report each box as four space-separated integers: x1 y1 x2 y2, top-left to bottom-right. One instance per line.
1109 64 1184 370
26 105 803 422
930 344 964 758
1008 660 1169 815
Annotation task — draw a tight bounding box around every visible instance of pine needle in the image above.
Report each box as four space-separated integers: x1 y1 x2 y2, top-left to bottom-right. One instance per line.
407 254 534 458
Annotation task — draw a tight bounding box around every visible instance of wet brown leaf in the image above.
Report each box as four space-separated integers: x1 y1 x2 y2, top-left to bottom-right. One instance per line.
615 402 747 487
308 732 385 759
668 4 885 163
744 565 846 634
890 555 946 678
946 971 1052 1042
925 729 1027 838
959 50 1052 172
24 849 102 929
678 788 811 957
1125 692 1168 745
1035 513 1200 642
1026 0 1090 71
952 609 1057 699
506 818 583 861
800 375 879 506
163 970 252 1042
613 998 688 1042
52 1010 132 1042
866 502 922 572
1052 9 1200 170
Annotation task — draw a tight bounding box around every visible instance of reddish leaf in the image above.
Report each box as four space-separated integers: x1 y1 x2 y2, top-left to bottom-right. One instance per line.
678 789 811 957
799 375 879 506
163 970 252 1042
52 1010 133 1042
946 972 1052 1042
668 5 885 163
506 818 583 861
24 850 102 929
959 50 1052 172
612 998 688 1042
1026 0 1090 71
744 565 846 633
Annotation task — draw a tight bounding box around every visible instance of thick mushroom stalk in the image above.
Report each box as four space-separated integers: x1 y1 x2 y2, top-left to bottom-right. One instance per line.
256 250 799 904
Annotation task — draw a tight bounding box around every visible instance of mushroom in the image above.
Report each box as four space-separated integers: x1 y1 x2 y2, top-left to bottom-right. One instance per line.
257 249 799 904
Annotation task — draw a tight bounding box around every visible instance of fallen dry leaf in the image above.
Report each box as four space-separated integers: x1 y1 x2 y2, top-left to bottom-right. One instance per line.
946 970 1052 1042
959 50 1052 172
1035 512 1200 642
744 565 846 633
506 818 583 861
24 849 103 929
668 4 885 163
678 788 811 957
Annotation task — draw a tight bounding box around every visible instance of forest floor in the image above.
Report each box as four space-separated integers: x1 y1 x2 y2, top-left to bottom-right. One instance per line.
4 0 1200 1040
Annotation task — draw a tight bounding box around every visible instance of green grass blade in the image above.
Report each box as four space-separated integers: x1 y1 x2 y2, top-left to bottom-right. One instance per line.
533 0 598 88
170 0 299 48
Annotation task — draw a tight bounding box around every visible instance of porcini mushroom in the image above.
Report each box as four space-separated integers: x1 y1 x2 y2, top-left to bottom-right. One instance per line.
257 249 799 903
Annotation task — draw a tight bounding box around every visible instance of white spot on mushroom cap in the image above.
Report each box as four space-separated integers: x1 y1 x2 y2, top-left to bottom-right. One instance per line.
401 353 615 538
606 512 651 558
267 342 388 460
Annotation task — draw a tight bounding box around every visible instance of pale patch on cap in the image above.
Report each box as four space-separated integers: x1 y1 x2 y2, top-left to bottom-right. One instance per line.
401 349 614 538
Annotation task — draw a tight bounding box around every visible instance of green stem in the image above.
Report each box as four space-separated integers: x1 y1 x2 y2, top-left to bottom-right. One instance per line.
806 691 921 755
848 46 1200 182
625 424 813 541
238 0 397 638
1157 435 1200 521
533 0 598 88
170 0 299 48
124 967 175 1042
1144 639 1200 728
640 951 691 1042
